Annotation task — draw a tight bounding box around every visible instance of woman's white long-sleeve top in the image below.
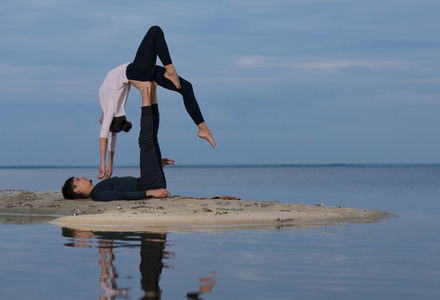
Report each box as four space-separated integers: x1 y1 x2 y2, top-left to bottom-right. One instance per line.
98 63 131 151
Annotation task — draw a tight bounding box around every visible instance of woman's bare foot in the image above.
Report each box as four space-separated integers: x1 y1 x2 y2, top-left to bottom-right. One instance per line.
164 64 181 89
197 122 216 148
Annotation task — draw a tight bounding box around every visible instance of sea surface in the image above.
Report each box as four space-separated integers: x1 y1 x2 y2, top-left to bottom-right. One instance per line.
1 166 439 299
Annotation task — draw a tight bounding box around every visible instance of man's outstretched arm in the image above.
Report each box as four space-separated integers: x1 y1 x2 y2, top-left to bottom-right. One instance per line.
91 188 169 201
147 189 170 198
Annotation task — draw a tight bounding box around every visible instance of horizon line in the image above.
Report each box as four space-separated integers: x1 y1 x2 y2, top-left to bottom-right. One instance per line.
1 163 440 169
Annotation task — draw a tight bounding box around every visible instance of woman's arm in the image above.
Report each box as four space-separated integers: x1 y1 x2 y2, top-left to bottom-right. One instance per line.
98 137 115 179
106 150 114 178
98 138 108 179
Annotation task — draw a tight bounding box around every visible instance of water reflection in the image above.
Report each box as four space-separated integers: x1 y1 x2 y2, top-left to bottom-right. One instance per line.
97 239 128 299
61 228 216 300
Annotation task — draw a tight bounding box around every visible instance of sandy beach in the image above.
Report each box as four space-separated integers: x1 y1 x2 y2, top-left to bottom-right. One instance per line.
0 189 391 232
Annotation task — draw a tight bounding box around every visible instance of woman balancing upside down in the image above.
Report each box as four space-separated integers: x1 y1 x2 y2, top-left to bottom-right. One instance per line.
98 25 215 179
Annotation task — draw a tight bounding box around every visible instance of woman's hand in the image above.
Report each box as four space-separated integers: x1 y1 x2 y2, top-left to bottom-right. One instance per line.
162 158 175 167
98 164 113 179
105 164 113 179
98 164 106 179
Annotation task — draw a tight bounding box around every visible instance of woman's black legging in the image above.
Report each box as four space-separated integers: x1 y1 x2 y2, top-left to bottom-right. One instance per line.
153 65 204 125
126 25 205 125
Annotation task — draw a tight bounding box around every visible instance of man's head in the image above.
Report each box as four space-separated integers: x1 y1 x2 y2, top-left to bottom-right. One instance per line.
62 176 93 199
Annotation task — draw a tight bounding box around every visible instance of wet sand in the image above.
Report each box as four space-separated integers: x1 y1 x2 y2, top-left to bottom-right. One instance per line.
0 190 391 232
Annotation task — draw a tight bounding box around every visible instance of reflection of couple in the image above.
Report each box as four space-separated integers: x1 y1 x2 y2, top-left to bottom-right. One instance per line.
62 229 216 299
62 26 215 201
98 240 127 299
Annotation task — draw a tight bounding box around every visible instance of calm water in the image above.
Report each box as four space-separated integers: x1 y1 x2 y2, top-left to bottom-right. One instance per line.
1 166 440 299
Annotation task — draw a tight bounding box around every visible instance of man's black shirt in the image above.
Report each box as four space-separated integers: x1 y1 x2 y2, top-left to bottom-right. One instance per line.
90 176 146 201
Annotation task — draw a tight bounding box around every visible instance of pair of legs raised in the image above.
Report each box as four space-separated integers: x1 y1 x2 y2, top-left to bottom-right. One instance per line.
139 99 166 191
126 25 215 148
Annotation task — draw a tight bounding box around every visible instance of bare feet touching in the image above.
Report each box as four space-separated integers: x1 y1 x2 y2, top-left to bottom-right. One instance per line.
164 64 181 89
129 80 153 106
197 122 216 148
131 78 215 148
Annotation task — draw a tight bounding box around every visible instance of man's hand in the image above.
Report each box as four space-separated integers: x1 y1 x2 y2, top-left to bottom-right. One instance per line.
147 189 171 198
162 158 175 167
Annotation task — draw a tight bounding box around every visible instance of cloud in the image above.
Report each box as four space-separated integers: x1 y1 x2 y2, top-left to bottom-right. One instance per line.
235 55 411 72
1 0 439 165
0 63 101 100
399 78 440 84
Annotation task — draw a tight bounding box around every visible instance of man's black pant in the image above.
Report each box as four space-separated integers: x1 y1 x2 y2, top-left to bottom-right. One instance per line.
139 105 166 191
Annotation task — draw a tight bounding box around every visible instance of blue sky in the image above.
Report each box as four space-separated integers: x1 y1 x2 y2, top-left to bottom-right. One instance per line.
1 0 439 166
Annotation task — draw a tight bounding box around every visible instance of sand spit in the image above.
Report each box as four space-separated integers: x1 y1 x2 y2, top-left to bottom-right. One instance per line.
0 190 391 232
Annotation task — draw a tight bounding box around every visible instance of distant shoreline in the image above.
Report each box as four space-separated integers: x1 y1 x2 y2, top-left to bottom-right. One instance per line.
1 163 440 169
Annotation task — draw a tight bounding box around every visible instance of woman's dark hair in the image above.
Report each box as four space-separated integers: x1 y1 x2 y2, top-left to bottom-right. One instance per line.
61 177 88 199
61 227 75 237
110 116 132 133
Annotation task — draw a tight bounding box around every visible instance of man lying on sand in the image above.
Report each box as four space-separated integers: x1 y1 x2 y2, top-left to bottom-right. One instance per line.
62 82 173 201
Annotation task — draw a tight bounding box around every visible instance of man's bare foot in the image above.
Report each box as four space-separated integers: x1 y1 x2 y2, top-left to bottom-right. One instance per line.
164 64 181 89
129 80 153 106
197 122 216 148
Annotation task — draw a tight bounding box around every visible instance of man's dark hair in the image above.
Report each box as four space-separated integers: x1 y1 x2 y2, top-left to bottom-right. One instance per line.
110 116 132 133
62 177 87 199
